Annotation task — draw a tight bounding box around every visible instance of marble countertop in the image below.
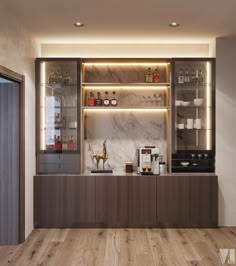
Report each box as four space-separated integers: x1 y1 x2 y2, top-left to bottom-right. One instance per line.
35 171 217 177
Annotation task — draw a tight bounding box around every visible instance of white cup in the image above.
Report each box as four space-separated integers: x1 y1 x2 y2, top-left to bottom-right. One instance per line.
177 123 184 129
187 119 193 126
194 119 201 129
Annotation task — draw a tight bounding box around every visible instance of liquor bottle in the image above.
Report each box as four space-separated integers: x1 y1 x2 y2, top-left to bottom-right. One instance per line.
63 71 71 85
55 69 63 84
145 68 153 83
55 136 62 150
87 92 95 106
48 70 56 84
178 68 185 84
68 135 76 150
62 116 66 129
152 69 160 83
184 68 190 83
198 69 204 84
103 91 110 106
191 69 196 85
111 91 118 106
62 137 68 150
95 92 103 106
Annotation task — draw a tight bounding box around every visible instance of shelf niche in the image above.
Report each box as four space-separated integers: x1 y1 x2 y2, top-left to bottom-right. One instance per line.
81 59 171 173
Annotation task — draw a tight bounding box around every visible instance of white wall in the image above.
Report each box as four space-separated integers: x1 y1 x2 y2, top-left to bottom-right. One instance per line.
216 37 236 226
0 4 40 238
41 43 210 58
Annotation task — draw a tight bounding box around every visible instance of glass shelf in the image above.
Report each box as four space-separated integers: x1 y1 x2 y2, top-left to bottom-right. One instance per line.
40 106 77 109
176 106 212 108
177 128 212 131
40 83 78 87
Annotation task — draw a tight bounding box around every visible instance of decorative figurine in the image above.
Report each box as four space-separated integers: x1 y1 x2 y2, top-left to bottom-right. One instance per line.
93 140 108 169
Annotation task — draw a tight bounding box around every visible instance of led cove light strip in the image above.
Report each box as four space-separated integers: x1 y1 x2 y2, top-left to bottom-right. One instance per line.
84 86 168 90
206 62 211 150
41 62 46 150
83 108 167 112
83 62 169 66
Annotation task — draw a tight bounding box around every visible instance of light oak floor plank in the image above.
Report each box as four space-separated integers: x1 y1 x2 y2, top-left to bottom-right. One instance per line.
0 228 236 266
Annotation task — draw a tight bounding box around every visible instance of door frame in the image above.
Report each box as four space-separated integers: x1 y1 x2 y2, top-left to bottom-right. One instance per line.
0 65 25 243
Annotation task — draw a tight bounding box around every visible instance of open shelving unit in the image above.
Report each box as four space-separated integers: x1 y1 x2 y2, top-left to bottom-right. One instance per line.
81 58 171 173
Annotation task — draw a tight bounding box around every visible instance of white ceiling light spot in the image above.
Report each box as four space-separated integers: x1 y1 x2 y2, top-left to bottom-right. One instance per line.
74 21 84 27
169 22 180 27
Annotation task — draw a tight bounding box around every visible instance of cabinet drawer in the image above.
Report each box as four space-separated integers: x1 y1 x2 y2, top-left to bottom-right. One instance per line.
38 163 60 174
38 154 80 164
38 163 80 174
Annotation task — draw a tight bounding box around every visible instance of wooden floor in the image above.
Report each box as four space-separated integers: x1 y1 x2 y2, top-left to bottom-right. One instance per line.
0 228 236 266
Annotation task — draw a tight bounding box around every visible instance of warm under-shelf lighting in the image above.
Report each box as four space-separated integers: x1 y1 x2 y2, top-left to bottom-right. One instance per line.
83 62 170 67
40 62 46 150
206 62 212 150
83 85 169 90
83 107 167 112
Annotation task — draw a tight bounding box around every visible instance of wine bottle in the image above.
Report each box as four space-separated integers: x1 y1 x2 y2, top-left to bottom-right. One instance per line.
145 68 153 83
152 69 160 83
111 91 118 106
103 91 110 106
95 92 103 106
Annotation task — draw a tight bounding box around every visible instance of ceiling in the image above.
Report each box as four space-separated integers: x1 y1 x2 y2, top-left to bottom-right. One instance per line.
3 0 236 43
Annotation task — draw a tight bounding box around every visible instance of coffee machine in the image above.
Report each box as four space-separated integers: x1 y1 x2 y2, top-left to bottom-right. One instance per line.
138 146 160 175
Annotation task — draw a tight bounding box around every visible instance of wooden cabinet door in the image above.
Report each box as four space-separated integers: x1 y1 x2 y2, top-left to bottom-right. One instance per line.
95 176 129 227
34 175 66 228
34 175 95 228
156 175 218 228
156 175 190 227
128 175 157 227
66 176 95 227
188 175 218 227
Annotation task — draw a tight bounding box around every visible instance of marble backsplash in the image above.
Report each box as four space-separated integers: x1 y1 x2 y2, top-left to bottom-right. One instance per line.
83 111 167 173
84 64 169 83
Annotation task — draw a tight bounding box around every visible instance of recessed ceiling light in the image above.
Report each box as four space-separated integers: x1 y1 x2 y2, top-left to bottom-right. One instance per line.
169 22 180 27
74 21 84 27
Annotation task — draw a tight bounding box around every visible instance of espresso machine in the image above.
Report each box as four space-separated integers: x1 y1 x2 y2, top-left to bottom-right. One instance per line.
138 146 160 175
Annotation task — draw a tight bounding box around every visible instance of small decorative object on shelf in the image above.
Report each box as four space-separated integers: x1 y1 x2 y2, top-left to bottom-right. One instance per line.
145 67 153 83
125 161 133 173
152 69 160 83
103 91 110 106
111 91 118 106
91 140 113 173
87 92 95 106
95 92 103 106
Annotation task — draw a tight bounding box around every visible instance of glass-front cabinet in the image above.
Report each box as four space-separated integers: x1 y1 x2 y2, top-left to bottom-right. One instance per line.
36 58 81 174
171 58 215 172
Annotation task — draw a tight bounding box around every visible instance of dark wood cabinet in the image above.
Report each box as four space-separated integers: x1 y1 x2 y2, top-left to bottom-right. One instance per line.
34 174 218 228
156 175 218 227
34 175 95 228
95 175 129 227
128 175 156 227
